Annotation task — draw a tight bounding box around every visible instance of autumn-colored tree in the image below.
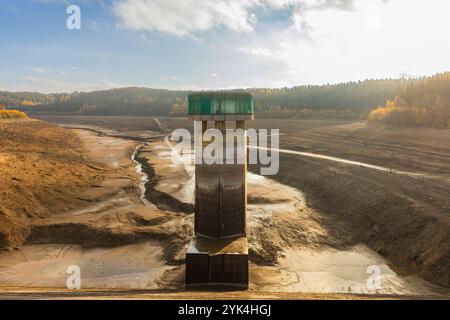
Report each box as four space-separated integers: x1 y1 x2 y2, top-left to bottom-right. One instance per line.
21 99 36 106
0 110 27 119
368 72 450 128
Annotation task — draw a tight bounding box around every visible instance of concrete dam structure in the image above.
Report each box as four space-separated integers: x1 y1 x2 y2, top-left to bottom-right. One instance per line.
186 92 254 288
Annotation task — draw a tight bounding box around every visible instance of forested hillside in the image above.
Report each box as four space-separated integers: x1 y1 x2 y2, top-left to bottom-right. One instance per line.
1 78 416 119
252 79 409 119
368 72 450 128
0 91 70 108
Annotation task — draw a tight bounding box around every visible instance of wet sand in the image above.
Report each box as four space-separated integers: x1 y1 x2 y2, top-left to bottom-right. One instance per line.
0 242 173 289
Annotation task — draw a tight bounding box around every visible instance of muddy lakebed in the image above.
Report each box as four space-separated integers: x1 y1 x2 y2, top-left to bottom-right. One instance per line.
0 121 448 297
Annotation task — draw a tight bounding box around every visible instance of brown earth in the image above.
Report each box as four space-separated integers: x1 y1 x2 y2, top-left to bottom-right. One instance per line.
136 138 347 268
0 118 196 295
2 115 448 298
159 117 450 288
253 120 450 288
0 286 445 300
0 119 102 249
134 135 448 296
30 115 163 133
0 118 191 265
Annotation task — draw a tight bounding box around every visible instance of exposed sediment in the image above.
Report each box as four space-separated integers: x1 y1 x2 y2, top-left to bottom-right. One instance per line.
1 117 449 296
0 119 104 250
135 150 194 213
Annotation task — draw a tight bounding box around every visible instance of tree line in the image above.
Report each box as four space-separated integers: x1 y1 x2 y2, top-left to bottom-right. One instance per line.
7 78 414 119
368 72 450 128
5 74 449 127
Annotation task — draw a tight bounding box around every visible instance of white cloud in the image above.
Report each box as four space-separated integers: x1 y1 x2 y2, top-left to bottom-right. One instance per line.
238 46 280 58
112 0 355 37
113 0 258 37
235 0 450 86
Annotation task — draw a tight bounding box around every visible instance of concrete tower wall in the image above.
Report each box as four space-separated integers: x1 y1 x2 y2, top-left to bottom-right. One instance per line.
195 121 247 239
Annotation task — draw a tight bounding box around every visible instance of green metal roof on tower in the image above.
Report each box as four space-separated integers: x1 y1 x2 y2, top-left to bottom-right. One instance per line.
188 91 254 116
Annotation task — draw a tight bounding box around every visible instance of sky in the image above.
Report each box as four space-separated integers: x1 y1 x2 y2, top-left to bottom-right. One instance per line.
1 0 450 93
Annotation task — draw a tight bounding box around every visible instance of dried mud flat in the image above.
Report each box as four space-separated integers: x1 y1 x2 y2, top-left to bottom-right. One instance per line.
0 119 190 291
163 117 450 290
138 135 448 296
0 116 449 299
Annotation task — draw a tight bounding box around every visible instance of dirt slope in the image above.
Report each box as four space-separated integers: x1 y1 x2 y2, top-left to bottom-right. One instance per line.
0 119 102 249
